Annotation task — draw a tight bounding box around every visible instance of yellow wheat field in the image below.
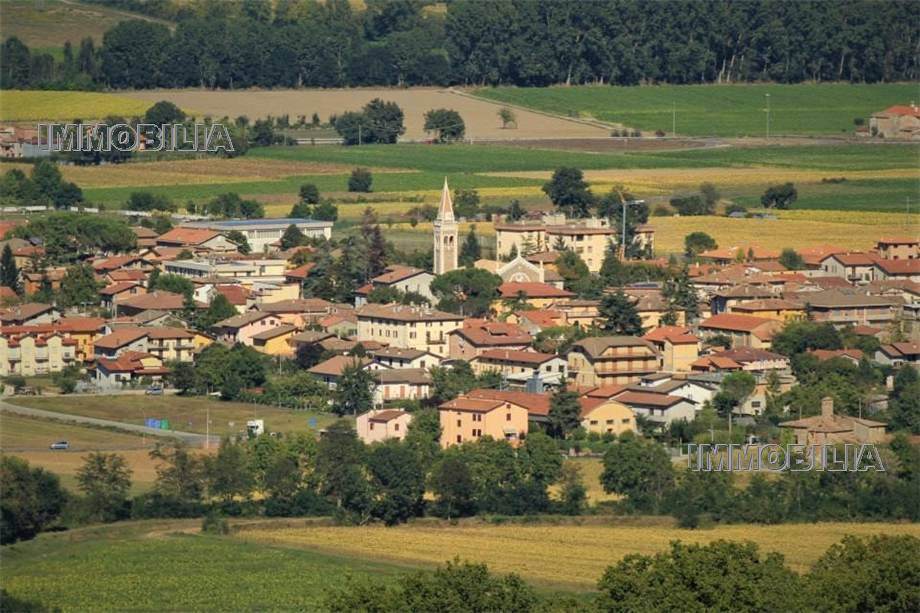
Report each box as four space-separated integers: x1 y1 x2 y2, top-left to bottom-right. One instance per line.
0 90 161 122
484 167 918 195
238 522 920 588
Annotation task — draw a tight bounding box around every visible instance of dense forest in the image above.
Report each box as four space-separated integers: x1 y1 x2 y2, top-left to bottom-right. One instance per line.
2 0 918 91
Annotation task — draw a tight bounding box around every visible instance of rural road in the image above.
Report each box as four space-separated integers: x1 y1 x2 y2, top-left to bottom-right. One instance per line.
0 398 219 447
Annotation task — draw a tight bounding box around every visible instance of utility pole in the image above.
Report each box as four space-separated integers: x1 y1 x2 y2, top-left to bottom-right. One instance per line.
358 124 362 146
206 404 210 451
765 93 771 139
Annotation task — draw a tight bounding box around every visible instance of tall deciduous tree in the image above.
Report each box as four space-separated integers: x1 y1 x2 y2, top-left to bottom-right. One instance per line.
76 452 132 522
424 108 465 142
542 167 593 219
334 360 374 416
548 388 582 438
600 434 674 512
58 264 101 308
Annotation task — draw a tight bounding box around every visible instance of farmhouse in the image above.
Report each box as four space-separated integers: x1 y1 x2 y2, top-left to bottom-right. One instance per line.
876 236 919 260
780 397 887 445
868 104 920 139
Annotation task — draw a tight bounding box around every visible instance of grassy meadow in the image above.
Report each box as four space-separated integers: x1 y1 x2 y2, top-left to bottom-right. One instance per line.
0 413 147 451
476 83 920 136
10 396 336 438
0 0 172 48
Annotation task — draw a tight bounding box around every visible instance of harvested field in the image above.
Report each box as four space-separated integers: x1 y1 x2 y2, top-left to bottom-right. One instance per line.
10 448 174 495
238 521 920 588
3 158 406 189
122 88 610 140
0 413 147 451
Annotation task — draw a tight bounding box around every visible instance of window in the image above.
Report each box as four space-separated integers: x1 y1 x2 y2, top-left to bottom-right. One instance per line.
622 418 630 424
370 422 375 431
457 419 461 427
590 420 598 425
606 419 614 425
506 413 511 421
456 435 462 443
394 423 399 431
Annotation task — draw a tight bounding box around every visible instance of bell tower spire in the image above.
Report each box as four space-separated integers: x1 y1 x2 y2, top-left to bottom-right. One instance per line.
433 177 458 275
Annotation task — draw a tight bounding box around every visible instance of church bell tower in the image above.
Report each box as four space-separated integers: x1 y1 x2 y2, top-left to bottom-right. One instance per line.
433 177 458 275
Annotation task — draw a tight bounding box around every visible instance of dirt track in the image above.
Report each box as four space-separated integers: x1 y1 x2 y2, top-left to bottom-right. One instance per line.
124 88 610 140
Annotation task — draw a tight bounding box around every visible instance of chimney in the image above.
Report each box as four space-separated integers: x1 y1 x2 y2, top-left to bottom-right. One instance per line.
821 396 834 418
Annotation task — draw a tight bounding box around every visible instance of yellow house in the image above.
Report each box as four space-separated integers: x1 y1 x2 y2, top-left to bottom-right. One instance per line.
251 324 298 356
579 398 637 436
0 333 78 376
544 225 616 272
643 326 701 373
568 336 660 387
191 331 214 352
493 282 574 314
438 396 529 448
730 298 805 322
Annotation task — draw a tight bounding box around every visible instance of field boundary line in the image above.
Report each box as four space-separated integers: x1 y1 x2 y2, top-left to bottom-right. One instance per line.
451 87 617 132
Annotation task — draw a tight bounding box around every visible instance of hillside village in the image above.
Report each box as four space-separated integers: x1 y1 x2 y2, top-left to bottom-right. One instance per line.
1 177 917 451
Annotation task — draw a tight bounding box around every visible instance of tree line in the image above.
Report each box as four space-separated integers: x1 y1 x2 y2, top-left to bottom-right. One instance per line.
3 0 916 90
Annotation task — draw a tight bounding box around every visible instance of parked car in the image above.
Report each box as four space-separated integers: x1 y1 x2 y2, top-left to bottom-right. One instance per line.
49 441 69 450
145 385 164 395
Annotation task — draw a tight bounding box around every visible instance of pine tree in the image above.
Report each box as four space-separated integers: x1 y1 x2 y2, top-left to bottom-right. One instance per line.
599 290 644 336
1 245 21 295
366 224 388 279
459 225 481 267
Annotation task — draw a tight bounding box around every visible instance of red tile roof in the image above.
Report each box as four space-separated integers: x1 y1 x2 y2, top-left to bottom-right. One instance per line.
307 355 371 377
467 388 551 416
498 282 574 299
875 259 920 275
877 105 920 118
476 349 557 364
615 390 686 408
700 313 780 333
156 227 221 246
643 326 699 345
214 284 250 306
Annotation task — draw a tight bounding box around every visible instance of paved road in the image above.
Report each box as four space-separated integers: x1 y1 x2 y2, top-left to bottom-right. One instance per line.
0 398 219 447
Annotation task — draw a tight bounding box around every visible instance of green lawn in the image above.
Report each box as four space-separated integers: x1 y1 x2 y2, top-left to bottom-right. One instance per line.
10 396 338 437
644 143 919 171
733 177 920 212
0 522 403 612
476 83 920 137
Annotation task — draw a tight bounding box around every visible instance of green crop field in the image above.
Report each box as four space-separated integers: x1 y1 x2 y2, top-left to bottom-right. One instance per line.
1 522 402 612
476 83 920 137
0 90 159 122
10 396 337 438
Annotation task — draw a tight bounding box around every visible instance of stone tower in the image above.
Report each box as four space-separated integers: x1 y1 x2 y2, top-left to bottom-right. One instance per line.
433 177 458 275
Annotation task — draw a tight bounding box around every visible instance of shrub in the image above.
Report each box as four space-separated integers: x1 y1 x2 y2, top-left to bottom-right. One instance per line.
348 168 373 193
201 511 230 535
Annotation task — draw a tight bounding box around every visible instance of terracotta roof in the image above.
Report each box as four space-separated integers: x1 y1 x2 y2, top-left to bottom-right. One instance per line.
213 284 250 306
498 282 574 299
700 313 779 333
643 326 699 345
119 291 201 311
572 336 657 358
691 356 743 370
356 304 463 322
92 255 142 272
0 303 54 323
878 342 920 358
308 355 371 377
524 251 560 264
258 298 336 313
251 324 298 341
517 310 564 327
156 227 221 246
615 390 686 408
468 388 551 416
131 226 159 239
546 225 616 236
876 105 920 118
824 252 877 266
96 350 162 373
795 289 899 309
367 409 409 422
372 266 427 284
810 348 864 362
146 326 195 340
100 281 143 296
583 385 628 399
369 347 430 360
0 286 18 299
475 349 557 364
373 368 431 385
710 347 787 363
107 269 148 282
877 236 918 245
284 263 315 280
94 327 148 350
320 312 357 328
451 320 532 346
699 246 780 260
216 311 276 329
439 397 505 413
851 325 883 336
874 259 920 275
290 330 335 344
